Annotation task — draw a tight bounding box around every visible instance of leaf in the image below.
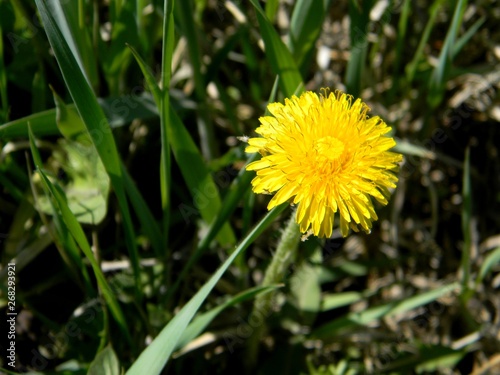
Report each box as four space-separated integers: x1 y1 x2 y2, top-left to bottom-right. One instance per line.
28 128 130 344
249 0 303 97
34 0 141 297
0 93 158 140
169 109 236 246
477 247 500 284
175 285 280 352
88 346 120 375
126 203 288 375
428 0 468 108
34 91 110 225
289 0 332 71
345 0 374 97
311 283 460 339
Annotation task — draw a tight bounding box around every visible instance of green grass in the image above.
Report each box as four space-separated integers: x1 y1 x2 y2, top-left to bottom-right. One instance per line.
0 0 499 374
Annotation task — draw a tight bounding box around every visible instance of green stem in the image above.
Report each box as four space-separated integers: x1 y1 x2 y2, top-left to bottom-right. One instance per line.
246 211 300 367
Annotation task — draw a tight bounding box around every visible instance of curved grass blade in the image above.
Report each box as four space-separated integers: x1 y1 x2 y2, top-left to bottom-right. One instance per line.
175 285 280 352
28 128 131 346
126 204 287 375
34 0 142 298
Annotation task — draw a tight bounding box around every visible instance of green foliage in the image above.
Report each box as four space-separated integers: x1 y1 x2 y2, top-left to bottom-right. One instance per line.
0 0 497 374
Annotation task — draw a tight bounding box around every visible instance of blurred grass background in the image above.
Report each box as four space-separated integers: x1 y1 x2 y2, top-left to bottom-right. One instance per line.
1 0 500 374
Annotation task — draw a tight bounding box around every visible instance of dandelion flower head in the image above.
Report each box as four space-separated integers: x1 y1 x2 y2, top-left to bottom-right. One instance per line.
245 90 403 238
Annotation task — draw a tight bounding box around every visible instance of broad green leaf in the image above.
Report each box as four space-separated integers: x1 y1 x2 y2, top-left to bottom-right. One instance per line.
249 0 303 97
44 92 109 225
88 346 120 375
35 141 109 225
52 90 91 144
34 0 141 297
35 167 132 345
28 128 127 341
290 247 322 316
126 203 288 375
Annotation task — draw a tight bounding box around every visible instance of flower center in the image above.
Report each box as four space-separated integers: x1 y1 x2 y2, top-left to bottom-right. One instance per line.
315 136 345 161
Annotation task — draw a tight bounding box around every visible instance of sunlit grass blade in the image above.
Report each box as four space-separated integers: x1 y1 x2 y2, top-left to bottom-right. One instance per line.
0 94 158 139
28 127 131 346
289 0 332 72
311 282 460 339
128 44 162 107
167 79 280 298
34 0 142 298
476 247 500 286
47 0 94 89
428 0 467 108
0 109 59 138
249 0 303 97
264 0 279 23
175 285 280 352
126 204 288 375
345 0 374 97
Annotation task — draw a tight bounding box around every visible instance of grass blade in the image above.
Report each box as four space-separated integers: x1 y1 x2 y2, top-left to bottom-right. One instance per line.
405 0 445 84
428 0 468 108
160 0 175 249
28 127 131 346
249 0 303 97
312 283 460 338
289 0 332 72
175 285 280 351
34 0 142 298
345 0 374 97
175 0 217 160
126 204 288 375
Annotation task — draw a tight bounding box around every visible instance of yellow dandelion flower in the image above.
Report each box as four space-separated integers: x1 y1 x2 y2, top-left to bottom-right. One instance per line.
245 90 403 238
